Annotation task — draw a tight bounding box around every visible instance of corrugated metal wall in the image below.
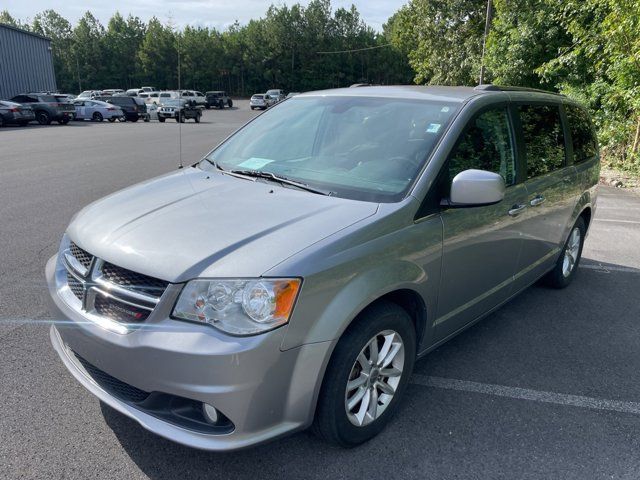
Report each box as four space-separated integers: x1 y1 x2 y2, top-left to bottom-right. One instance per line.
0 24 57 100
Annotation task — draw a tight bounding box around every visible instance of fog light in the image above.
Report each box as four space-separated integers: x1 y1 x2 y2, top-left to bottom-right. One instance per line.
202 403 219 424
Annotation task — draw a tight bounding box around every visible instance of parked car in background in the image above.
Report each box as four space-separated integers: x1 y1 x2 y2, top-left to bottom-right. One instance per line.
157 91 180 105
54 94 77 103
157 99 202 123
73 99 124 122
77 90 103 100
126 88 144 96
102 89 125 96
141 86 156 93
286 92 300 99
250 93 276 110
139 92 161 105
9 93 75 125
179 90 207 107
266 89 285 102
0 100 35 126
205 91 233 109
100 96 147 122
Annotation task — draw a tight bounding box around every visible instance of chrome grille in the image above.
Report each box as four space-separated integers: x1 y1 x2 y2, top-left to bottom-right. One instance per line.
101 262 168 297
66 271 84 300
61 241 168 331
94 294 150 323
70 242 93 270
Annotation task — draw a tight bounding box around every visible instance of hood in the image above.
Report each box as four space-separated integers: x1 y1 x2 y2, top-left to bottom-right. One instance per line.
68 167 378 282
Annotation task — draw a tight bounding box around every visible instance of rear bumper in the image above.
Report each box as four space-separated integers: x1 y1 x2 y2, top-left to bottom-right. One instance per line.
46 254 332 450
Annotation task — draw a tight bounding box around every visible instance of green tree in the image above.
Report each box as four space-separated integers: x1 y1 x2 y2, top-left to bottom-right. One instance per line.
32 10 75 92
71 12 106 90
390 0 487 85
138 17 177 89
103 13 146 88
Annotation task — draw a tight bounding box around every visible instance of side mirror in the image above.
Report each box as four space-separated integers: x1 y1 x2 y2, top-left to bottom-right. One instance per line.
448 169 505 207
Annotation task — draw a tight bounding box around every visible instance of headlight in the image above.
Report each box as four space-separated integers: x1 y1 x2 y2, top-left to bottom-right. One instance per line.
172 278 301 335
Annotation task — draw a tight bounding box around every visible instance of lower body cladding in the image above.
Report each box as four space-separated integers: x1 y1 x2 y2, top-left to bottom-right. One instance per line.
46 255 333 451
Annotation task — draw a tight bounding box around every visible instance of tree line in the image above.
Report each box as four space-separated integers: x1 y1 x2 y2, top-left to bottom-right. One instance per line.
0 1 412 97
2 0 639 171
388 0 640 172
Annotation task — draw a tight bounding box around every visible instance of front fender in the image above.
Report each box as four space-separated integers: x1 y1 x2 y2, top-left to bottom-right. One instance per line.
282 259 430 351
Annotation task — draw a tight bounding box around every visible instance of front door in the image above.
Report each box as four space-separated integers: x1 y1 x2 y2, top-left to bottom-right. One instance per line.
435 106 528 340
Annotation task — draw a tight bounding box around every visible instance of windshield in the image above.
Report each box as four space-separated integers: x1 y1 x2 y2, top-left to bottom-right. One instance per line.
202 96 458 202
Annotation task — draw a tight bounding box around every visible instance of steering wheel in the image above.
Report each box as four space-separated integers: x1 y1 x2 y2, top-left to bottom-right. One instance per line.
387 155 421 175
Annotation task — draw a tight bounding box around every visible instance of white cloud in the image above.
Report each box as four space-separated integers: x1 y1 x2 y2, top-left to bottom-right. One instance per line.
3 0 401 31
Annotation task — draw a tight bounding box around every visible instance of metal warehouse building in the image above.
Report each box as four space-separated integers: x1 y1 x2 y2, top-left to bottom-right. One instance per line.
0 23 57 100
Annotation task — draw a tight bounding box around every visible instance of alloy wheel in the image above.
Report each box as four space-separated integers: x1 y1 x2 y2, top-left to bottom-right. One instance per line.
345 329 405 427
562 227 581 277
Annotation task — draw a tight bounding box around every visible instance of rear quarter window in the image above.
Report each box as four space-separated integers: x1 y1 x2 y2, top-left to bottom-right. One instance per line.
565 104 598 164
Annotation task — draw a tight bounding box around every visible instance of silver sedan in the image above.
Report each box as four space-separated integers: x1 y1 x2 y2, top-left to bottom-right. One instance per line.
73 100 124 122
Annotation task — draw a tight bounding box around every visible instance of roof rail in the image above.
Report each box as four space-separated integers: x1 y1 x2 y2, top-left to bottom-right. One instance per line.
474 84 563 96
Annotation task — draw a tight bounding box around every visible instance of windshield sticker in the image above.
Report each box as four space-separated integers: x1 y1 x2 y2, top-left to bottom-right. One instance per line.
237 157 274 169
426 123 441 133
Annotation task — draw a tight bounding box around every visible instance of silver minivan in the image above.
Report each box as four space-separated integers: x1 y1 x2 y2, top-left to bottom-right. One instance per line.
47 85 599 450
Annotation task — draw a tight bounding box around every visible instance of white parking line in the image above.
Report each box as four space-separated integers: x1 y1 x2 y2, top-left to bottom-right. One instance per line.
580 263 640 274
594 219 640 224
411 374 640 416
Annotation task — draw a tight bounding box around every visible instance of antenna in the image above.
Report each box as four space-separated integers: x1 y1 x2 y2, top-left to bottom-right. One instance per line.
169 14 183 169
479 0 493 85
177 29 183 169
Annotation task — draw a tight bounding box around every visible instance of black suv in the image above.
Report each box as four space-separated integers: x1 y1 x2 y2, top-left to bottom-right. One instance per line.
205 91 233 109
9 93 75 125
99 96 149 122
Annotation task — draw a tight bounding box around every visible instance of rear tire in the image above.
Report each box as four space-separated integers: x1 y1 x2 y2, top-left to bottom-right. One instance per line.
313 301 416 447
158 117 166 123
544 216 586 289
228 99 233 108
195 113 201 123
108 118 116 123
58 118 70 125
92 112 103 122
36 111 51 125
130 116 139 123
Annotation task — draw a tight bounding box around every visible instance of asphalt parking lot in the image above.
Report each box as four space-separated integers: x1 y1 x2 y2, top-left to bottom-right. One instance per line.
1 100 640 479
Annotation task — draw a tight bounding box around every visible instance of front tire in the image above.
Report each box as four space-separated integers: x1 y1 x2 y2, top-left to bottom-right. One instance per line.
195 112 201 123
228 99 233 108
544 216 586 288
158 117 166 123
313 301 416 447
92 112 103 122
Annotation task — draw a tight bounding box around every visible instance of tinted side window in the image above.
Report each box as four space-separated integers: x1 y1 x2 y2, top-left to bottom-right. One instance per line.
448 107 516 189
565 105 597 164
519 104 566 178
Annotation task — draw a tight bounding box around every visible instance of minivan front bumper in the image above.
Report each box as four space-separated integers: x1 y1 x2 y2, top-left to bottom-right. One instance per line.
46 255 332 451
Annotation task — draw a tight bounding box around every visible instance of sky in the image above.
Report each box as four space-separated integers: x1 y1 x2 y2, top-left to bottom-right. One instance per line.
3 0 401 32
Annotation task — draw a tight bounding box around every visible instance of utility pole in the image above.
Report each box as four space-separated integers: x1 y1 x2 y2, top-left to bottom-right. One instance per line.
479 0 493 85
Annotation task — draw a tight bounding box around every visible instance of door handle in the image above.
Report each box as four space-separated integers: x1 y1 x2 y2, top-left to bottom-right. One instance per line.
530 195 545 207
508 204 527 217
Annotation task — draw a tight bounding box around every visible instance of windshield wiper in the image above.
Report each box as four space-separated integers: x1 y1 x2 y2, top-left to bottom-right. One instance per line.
230 170 334 196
